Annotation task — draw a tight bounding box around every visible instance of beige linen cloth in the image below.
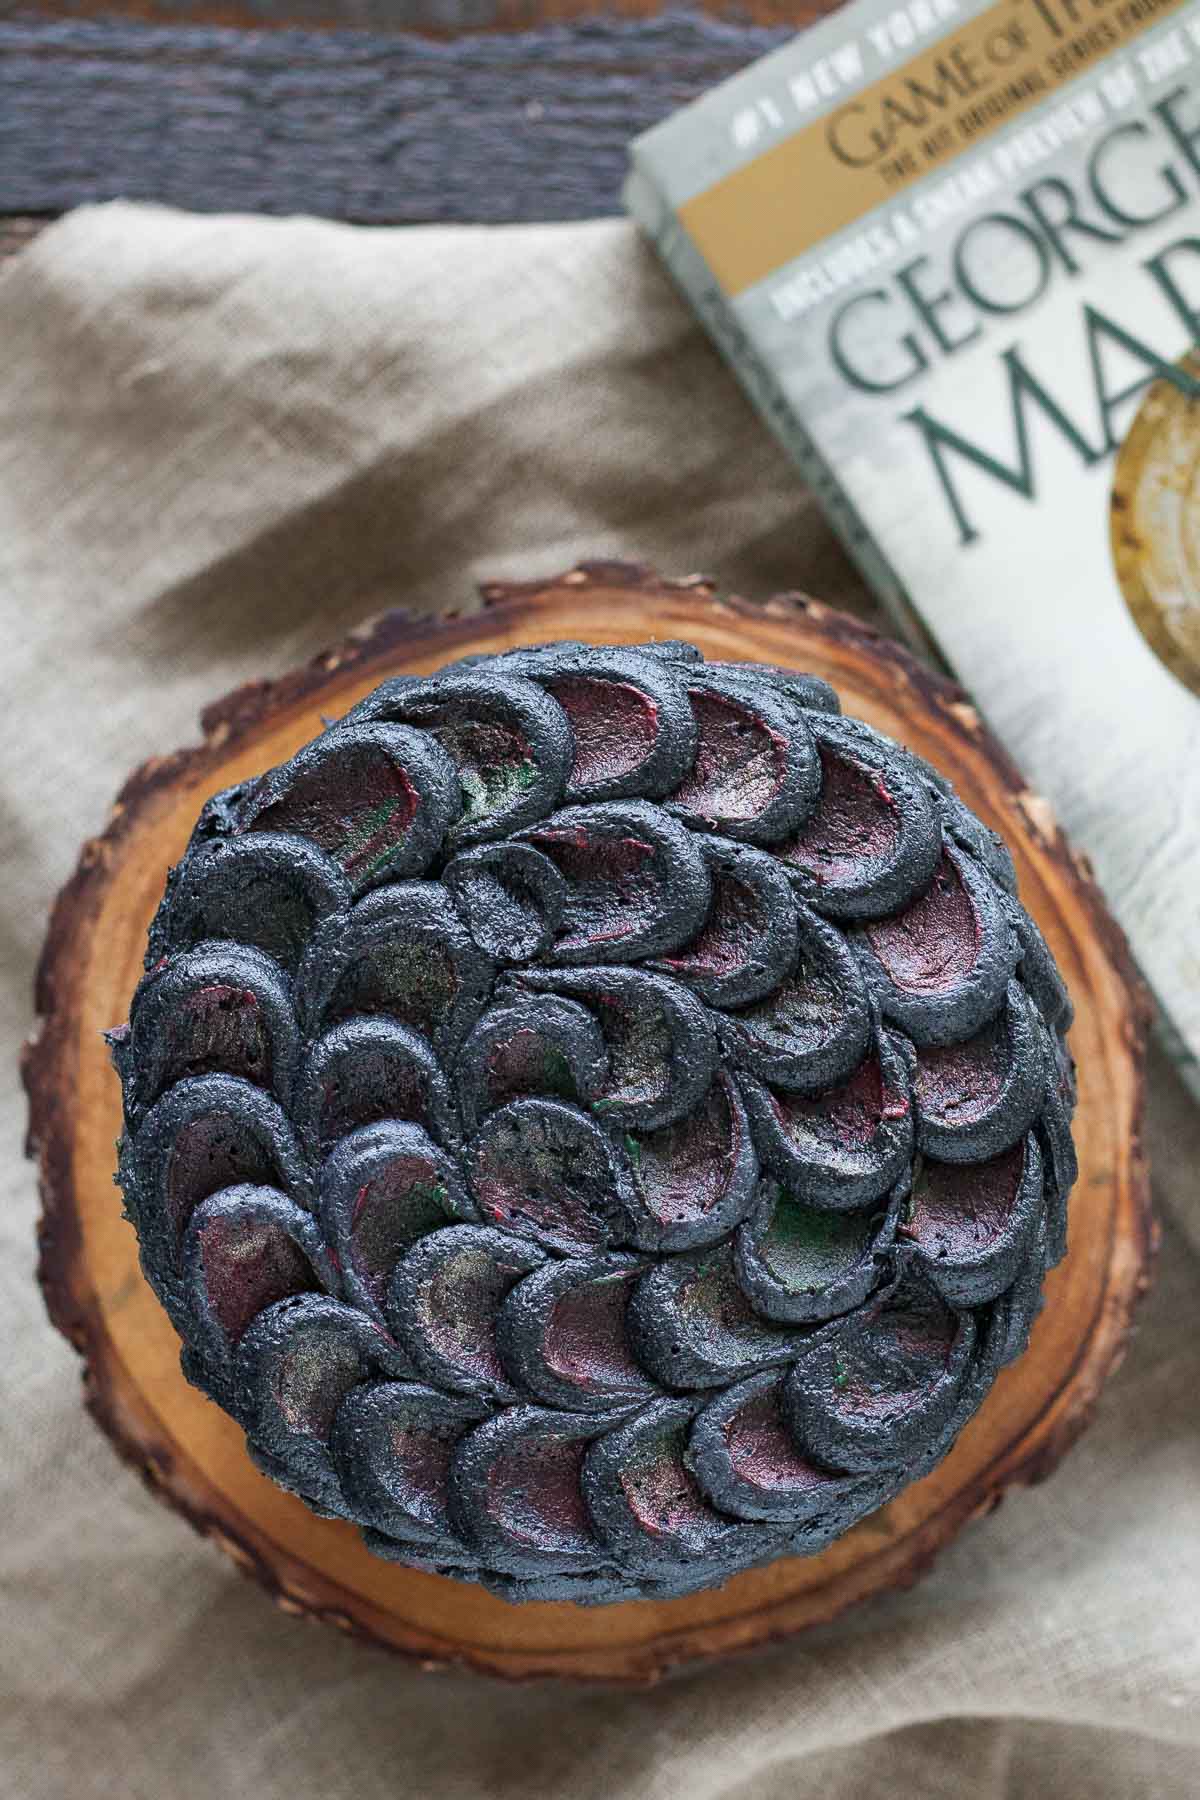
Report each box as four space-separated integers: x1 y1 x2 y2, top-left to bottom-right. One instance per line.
2 201 1199 1800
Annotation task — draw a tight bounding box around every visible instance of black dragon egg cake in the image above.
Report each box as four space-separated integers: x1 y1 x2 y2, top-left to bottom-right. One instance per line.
110 638 1078 1604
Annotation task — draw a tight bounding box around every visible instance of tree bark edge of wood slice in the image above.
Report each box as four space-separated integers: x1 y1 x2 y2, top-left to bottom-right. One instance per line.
24 562 1157 1685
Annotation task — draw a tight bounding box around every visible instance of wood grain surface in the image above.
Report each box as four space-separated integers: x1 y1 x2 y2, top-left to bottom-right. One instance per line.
0 10 792 225
26 563 1155 1683
8 0 831 29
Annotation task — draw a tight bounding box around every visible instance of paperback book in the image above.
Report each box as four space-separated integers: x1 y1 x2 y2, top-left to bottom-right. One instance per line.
626 0 1200 1082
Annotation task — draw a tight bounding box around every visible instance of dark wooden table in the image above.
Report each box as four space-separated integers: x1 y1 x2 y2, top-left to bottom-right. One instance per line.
0 0 835 254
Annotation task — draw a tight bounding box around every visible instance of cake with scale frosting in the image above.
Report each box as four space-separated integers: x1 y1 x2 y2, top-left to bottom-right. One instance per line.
110 637 1077 1603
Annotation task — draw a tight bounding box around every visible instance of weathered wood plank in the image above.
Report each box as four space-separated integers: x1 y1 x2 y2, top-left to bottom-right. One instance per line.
0 14 792 223
4 0 831 30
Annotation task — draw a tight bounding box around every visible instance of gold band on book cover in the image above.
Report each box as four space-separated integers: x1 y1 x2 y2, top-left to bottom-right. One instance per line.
682 0 1190 297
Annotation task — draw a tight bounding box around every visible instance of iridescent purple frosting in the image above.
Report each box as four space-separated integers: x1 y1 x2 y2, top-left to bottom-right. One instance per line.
111 639 1076 1603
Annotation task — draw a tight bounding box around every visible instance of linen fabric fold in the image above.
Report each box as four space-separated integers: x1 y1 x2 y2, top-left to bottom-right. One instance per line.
1 203 1197 1800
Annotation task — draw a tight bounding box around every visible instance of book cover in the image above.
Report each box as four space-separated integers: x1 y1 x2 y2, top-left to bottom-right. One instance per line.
626 0 1200 1083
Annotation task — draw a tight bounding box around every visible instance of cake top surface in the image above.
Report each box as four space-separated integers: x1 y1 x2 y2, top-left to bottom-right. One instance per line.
112 638 1077 1604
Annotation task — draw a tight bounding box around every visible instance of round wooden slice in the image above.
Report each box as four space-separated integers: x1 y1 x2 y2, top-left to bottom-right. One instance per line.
26 563 1155 1684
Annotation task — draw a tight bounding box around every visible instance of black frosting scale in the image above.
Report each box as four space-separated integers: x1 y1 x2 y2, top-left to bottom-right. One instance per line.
111 639 1077 1604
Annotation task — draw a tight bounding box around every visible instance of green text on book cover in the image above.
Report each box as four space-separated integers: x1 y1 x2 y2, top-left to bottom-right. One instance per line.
629 0 1200 1075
